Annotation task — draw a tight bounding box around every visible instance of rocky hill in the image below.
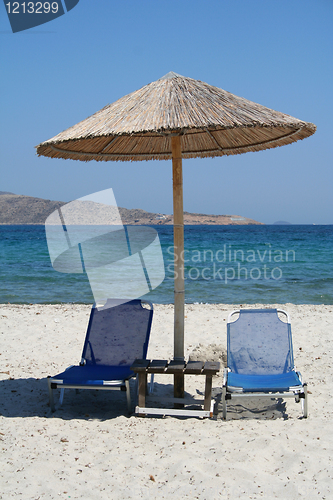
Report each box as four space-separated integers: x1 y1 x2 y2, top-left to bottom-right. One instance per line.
0 194 65 224
0 193 263 225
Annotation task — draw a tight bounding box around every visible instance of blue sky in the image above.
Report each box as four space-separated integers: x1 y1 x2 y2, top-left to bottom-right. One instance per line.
1 0 332 224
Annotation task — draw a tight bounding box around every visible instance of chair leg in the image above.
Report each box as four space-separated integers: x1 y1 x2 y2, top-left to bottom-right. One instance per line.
48 377 55 412
59 388 65 406
125 379 132 414
214 391 221 415
302 383 308 418
222 385 227 420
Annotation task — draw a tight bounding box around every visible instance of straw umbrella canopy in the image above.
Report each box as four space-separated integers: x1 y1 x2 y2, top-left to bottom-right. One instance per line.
36 72 316 395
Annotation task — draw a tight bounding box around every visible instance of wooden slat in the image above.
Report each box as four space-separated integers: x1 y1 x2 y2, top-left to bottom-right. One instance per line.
184 360 204 374
131 359 150 372
202 361 220 374
165 360 186 373
148 360 168 373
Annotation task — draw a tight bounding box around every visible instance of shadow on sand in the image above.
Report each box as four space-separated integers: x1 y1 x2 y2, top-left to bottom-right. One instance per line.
1 377 295 421
0 376 136 420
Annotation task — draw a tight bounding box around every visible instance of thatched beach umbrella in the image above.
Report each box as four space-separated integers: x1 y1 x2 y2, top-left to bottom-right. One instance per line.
36 72 316 397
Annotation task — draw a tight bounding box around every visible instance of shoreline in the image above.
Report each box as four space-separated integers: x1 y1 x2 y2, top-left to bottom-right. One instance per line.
1 223 333 226
1 303 332 499
1 301 332 306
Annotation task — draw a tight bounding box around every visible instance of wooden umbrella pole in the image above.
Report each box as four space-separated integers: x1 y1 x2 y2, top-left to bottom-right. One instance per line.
171 135 185 400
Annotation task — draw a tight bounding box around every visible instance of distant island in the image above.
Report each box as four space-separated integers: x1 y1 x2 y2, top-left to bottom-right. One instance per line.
0 193 263 225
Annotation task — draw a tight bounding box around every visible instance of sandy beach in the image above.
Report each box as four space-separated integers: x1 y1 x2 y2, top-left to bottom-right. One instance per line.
1 303 332 499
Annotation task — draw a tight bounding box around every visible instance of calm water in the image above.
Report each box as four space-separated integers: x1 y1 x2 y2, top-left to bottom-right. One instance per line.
0 225 332 304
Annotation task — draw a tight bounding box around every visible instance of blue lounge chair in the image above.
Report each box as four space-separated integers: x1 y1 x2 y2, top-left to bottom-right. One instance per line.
48 299 153 413
222 309 308 419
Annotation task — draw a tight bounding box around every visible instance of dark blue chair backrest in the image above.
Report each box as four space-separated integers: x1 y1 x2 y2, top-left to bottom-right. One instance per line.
227 309 294 375
81 299 153 367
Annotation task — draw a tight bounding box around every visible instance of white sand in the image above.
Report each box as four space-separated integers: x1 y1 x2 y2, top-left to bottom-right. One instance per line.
0 303 332 499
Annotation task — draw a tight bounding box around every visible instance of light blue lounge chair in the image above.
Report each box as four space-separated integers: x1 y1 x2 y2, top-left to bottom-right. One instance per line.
48 299 153 413
222 309 308 419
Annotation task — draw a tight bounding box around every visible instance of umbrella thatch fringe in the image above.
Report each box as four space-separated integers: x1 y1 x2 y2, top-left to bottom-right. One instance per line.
36 73 316 162
38 124 314 163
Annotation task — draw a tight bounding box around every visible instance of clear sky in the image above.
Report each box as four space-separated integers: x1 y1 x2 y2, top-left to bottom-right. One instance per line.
1 0 332 224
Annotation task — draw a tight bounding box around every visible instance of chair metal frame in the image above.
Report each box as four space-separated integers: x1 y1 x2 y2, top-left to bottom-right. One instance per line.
48 299 153 414
222 309 308 419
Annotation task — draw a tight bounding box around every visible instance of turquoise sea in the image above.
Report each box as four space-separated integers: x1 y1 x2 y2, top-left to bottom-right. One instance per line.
0 225 332 305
